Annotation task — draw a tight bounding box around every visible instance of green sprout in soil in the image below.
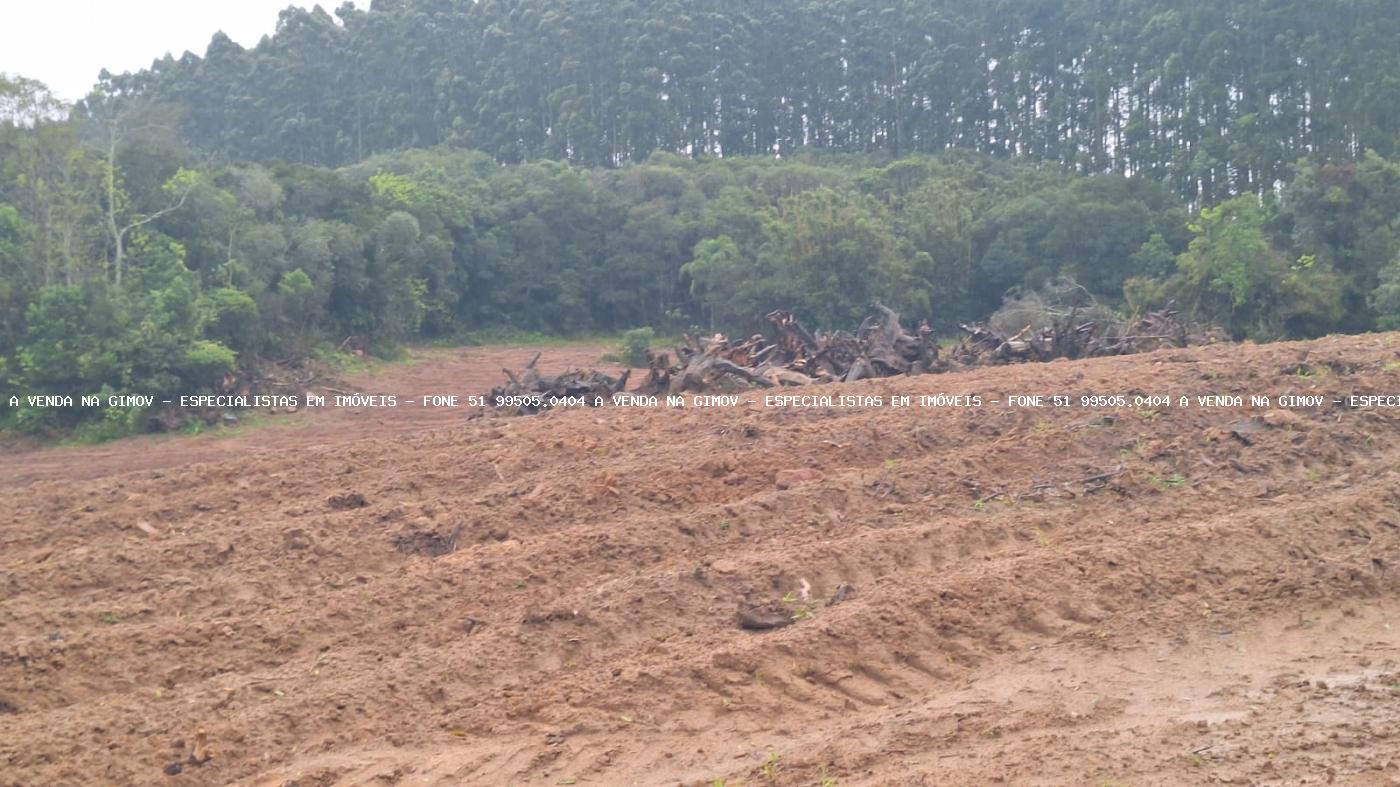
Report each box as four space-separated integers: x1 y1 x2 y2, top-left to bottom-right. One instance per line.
1151 473 1187 489
761 750 781 782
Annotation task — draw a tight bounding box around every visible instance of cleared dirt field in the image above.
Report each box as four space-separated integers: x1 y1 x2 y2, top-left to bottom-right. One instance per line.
0 344 619 489
2 336 1399 786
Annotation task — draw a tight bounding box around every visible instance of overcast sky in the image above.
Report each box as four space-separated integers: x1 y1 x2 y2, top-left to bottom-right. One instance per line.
2 0 324 101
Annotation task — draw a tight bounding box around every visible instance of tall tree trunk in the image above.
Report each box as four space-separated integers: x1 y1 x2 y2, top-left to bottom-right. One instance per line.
105 133 124 286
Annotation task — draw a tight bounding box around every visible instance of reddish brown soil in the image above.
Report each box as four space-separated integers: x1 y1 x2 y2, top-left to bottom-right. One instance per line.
3 336 1399 786
0 344 620 489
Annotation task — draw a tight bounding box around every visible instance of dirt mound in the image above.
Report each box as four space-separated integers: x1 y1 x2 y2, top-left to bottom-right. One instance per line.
2 335 1399 785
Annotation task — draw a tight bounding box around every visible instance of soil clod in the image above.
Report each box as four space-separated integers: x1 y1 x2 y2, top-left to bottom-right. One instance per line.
776 468 825 490
737 604 795 631
327 492 368 510
391 524 462 557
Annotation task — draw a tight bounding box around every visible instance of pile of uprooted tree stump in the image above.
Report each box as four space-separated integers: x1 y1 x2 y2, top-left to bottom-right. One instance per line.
486 351 631 414
635 303 1223 394
947 305 1227 366
486 303 1222 411
637 304 941 394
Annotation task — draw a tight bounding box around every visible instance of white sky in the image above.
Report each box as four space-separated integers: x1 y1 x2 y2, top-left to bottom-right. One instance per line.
1 0 326 101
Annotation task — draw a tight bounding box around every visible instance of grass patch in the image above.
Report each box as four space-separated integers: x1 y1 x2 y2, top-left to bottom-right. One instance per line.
1150 473 1188 490
311 343 385 374
760 750 781 782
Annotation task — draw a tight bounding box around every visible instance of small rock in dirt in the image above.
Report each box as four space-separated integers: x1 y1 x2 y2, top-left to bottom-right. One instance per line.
710 558 740 574
1228 417 1266 444
163 762 183 776
700 458 733 478
827 583 853 606
392 524 462 557
133 520 160 536
327 492 368 510
775 468 824 490
736 604 794 631
523 608 582 625
0 698 18 714
282 529 313 550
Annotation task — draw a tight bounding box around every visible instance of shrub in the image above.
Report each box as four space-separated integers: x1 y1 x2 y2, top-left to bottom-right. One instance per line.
184 340 238 389
617 327 656 366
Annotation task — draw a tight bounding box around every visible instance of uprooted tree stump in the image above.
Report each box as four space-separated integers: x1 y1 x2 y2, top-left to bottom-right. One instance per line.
487 352 631 413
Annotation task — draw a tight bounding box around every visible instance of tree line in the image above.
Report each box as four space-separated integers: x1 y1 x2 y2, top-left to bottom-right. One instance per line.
95 0 1399 201
4 69 1400 435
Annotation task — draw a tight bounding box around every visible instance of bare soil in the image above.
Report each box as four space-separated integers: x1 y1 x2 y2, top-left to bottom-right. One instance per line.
2 336 1399 786
0 344 620 489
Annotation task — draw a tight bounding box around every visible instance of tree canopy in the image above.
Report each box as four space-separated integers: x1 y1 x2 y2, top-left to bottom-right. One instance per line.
90 0 1400 202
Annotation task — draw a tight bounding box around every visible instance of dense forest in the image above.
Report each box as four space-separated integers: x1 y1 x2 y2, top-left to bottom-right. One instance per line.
98 0 1400 199
3 0 1400 436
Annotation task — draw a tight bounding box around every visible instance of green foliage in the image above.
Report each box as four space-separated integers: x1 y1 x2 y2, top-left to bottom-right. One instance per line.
277 268 313 297
1374 255 1400 330
1182 199 1276 310
616 327 656 367
1151 474 1188 490
201 287 259 351
1153 197 1344 339
681 235 744 331
184 340 237 386
16 284 123 410
6 47 1400 439
92 0 1400 208
1282 153 1400 330
70 401 142 444
755 187 930 328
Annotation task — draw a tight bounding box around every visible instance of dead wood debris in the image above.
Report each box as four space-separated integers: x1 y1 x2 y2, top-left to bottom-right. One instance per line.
641 303 942 396
487 351 631 414
488 303 1221 413
949 306 1225 366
